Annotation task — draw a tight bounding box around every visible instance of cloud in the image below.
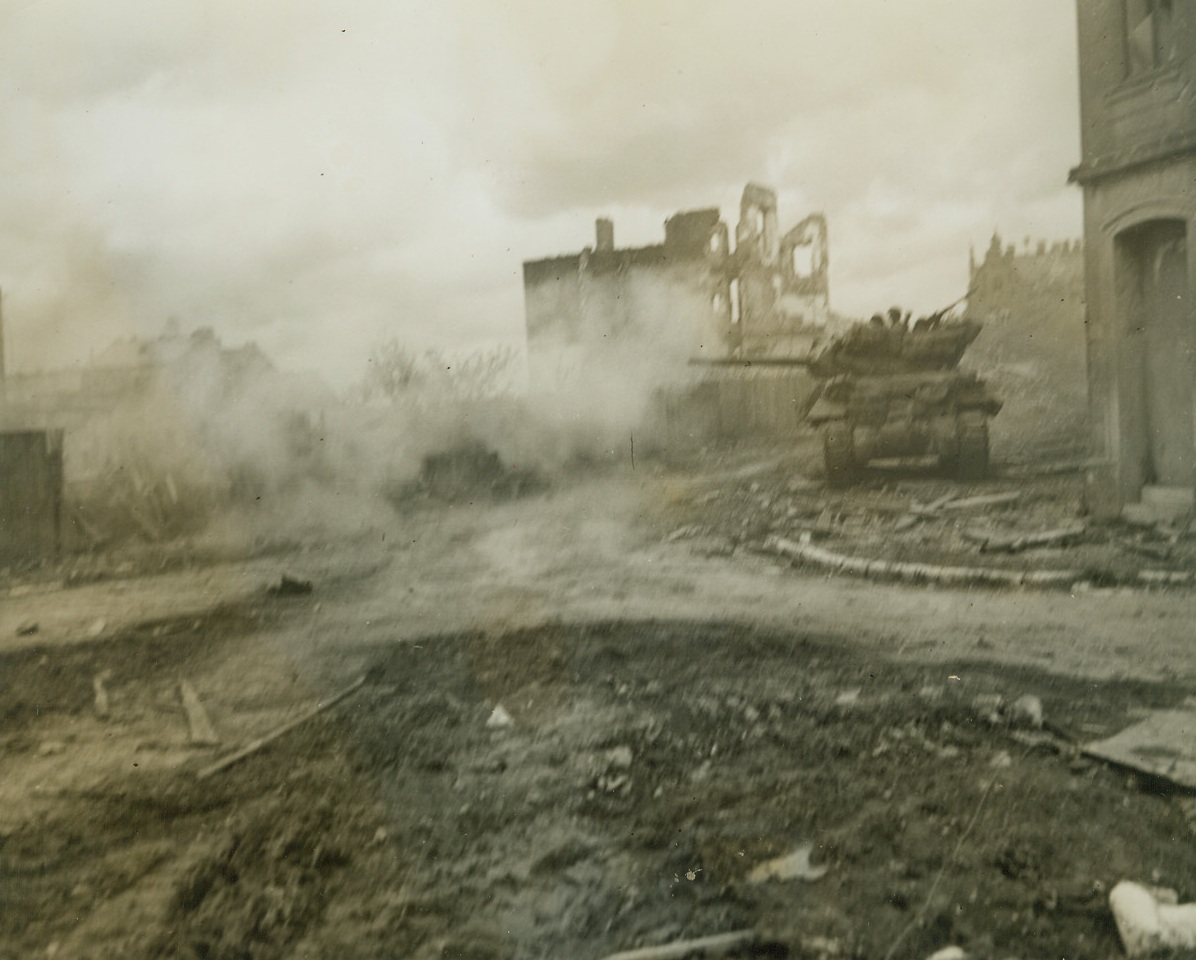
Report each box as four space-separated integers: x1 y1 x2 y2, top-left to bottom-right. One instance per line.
0 0 1083 385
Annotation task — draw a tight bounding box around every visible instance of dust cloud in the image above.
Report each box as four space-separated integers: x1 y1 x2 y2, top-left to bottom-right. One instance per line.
55 315 690 555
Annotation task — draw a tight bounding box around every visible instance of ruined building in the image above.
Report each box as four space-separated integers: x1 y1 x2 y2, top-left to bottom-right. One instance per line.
964 234 1088 462
1072 0 1196 518
524 184 829 386
522 183 831 440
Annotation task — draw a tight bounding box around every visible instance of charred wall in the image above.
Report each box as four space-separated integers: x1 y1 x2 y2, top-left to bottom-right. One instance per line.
0 430 63 563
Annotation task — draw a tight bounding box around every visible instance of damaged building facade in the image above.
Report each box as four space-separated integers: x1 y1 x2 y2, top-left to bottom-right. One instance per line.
522 183 832 440
1073 0 1196 518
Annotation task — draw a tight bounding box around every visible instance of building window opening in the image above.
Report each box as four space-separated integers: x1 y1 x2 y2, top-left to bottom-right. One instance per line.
709 232 722 253
791 243 815 278
1126 0 1176 76
729 279 741 325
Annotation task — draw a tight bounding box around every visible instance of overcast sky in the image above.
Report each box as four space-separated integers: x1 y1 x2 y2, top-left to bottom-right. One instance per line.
0 1 1082 387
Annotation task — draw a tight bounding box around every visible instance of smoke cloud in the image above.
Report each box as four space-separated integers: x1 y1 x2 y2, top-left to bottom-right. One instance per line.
0 1 1081 389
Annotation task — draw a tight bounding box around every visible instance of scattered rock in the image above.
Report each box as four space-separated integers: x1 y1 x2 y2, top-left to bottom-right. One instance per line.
925 947 967 960
38 741 67 757
268 575 313 597
605 746 633 770
972 693 1004 723
93 671 112 720
835 688 862 708
1006 694 1044 730
179 679 219 745
990 750 1014 769
486 704 514 730
801 936 842 958
747 844 828 884
372 827 389 845
1110 880 1196 957
15 620 38 637
87 619 106 638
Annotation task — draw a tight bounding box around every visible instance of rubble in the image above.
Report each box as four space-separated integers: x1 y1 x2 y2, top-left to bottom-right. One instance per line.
663 450 1196 589
924 947 967 960
179 680 220 746
965 522 1087 554
268 574 313 597
765 534 1082 588
8 606 1196 959
602 930 756 960
413 440 543 502
92 670 111 719
746 844 828 884
196 675 366 780
1110 881 1196 957
1005 694 1045 730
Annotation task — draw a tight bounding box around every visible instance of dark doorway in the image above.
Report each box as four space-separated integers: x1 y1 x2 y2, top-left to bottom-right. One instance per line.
1118 219 1193 489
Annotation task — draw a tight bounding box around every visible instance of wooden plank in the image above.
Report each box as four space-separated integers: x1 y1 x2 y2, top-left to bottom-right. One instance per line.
602 931 756 960
765 535 1081 588
93 670 111 720
180 680 220 746
977 523 1086 554
196 676 366 780
940 491 1022 512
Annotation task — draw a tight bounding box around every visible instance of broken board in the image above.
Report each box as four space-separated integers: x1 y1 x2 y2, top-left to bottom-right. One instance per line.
1084 707 1196 789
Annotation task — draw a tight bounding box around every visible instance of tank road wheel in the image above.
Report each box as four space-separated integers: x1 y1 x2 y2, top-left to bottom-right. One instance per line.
954 412 990 481
822 424 857 487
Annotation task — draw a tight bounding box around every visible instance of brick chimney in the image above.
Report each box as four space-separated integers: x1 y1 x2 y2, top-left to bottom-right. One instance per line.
595 217 615 252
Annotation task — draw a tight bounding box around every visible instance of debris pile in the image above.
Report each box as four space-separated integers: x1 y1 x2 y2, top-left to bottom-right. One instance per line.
406 439 545 503
7 605 1196 957
658 447 1196 588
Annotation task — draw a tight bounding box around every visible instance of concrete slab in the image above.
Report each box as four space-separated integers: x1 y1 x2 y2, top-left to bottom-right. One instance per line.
1124 486 1196 524
1084 707 1196 788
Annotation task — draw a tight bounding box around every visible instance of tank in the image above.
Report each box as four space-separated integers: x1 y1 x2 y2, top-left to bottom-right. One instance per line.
805 313 1002 484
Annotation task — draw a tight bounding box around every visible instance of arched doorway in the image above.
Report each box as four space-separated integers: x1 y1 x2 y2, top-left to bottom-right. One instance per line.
1117 219 1193 490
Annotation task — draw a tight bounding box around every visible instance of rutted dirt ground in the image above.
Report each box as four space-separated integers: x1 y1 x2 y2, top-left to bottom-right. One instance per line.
3 454 1196 959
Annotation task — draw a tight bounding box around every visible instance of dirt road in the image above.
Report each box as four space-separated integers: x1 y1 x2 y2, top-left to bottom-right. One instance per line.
3 465 1196 959
330 466 1196 684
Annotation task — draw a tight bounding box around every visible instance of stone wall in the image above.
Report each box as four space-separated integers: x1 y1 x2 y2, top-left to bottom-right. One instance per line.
964 233 1088 464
